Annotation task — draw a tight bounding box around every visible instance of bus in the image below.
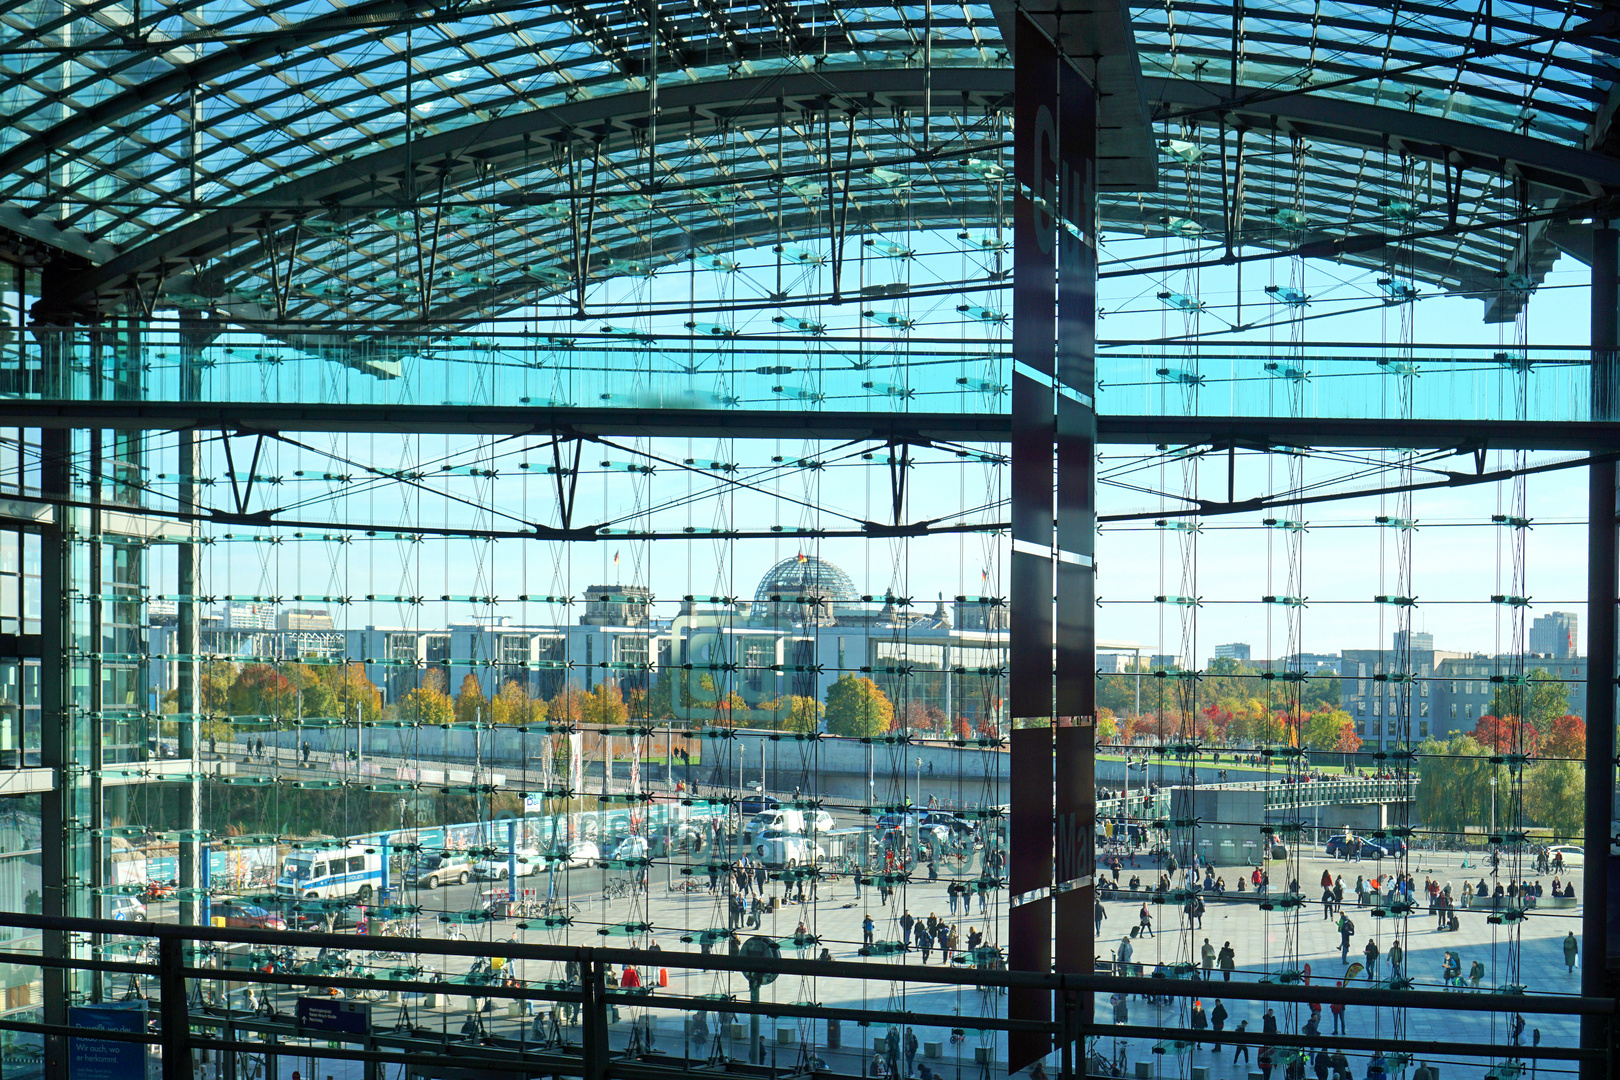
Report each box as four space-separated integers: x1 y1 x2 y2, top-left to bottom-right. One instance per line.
275 847 385 903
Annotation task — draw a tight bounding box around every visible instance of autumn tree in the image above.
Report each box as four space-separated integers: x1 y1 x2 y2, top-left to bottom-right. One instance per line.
547 684 587 725
323 662 383 723
1487 670 1571 738
824 675 894 738
582 682 630 726
780 695 825 734
398 684 452 726
454 673 487 725
228 664 296 718
492 680 544 726
1472 714 1539 756
1544 715 1586 760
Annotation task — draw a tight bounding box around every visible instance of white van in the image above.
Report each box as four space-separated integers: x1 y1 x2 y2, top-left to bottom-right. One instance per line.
276 848 385 903
754 831 825 869
744 808 836 843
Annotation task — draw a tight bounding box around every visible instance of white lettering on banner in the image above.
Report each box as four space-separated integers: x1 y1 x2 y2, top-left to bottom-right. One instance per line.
1054 811 1095 885
1032 103 1057 252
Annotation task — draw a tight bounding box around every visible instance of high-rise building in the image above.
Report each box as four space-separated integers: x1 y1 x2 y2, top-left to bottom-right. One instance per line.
1530 612 1579 658
1213 642 1250 661
1393 630 1434 653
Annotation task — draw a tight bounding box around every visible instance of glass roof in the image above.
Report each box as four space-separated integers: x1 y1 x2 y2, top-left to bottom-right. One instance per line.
0 0 1613 326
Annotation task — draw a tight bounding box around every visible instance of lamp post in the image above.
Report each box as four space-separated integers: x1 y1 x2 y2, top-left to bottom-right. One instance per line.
1489 774 1497 839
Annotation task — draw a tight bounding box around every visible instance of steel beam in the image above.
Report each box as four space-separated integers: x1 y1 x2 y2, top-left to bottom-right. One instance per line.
16 401 1620 452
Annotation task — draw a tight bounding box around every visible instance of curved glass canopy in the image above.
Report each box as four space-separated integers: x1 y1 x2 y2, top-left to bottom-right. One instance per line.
0 0 1615 326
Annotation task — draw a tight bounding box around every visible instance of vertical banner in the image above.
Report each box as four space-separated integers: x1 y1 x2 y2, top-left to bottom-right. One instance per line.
1009 14 1060 1071
568 732 584 794
1052 52 1099 1041
1010 10 1099 1071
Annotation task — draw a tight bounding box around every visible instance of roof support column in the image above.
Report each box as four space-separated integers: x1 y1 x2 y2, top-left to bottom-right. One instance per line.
1583 225 1618 1080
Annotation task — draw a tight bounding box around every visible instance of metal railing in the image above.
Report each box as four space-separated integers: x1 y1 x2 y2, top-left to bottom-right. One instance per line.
0 912 1605 1080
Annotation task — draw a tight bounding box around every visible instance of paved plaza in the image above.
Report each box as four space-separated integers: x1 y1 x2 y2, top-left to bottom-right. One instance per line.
278 846 1583 1080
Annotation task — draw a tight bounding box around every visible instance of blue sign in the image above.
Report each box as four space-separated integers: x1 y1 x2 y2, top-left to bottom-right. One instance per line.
294 997 371 1036
69 1004 146 1080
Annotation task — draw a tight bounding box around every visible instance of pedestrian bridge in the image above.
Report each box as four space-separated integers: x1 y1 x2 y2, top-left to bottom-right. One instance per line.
1097 777 1421 865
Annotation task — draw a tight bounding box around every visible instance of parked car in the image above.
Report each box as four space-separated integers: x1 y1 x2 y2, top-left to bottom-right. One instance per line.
656 823 705 854
922 812 978 839
474 849 542 880
283 900 362 932
1361 836 1407 858
737 795 777 818
542 841 600 868
213 902 287 930
1324 834 1364 858
1546 844 1584 868
106 896 147 921
876 813 951 846
413 852 474 889
609 836 650 861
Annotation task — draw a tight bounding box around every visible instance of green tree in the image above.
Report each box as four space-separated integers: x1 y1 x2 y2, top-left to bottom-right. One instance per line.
780 695 825 734
1526 759 1585 839
1488 670 1571 738
824 675 894 738
1300 708 1361 753
1416 735 1510 838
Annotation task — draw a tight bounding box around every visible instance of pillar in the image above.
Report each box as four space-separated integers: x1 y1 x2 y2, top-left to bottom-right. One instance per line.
1583 224 1618 1080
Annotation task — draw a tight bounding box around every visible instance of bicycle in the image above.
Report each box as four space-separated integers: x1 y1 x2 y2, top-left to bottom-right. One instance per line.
603 878 634 900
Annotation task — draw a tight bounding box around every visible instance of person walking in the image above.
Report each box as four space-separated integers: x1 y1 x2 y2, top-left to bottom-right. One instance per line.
1111 991 1129 1026
863 914 875 945
1211 999 1227 1038
1330 983 1347 1034
1338 915 1354 962
1388 940 1403 979
1363 938 1379 979
904 1027 919 1076
1138 903 1153 937
1217 940 1235 981
1201 938 1215 980
1262 1008 1277 1036
1189 1000 1208 1050
1094 897 1106 937
1231 1019 1250 1066
1564 931 1579 973
1117 935 1133 973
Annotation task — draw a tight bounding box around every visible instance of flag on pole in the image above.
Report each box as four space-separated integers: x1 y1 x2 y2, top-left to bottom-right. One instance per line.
796 552 808 563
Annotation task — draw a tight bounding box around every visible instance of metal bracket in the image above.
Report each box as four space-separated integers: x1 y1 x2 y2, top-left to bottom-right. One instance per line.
552 436 584 531
220 433 266 517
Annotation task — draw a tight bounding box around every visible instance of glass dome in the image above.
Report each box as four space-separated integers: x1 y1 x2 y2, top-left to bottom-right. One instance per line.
750 555 859 623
